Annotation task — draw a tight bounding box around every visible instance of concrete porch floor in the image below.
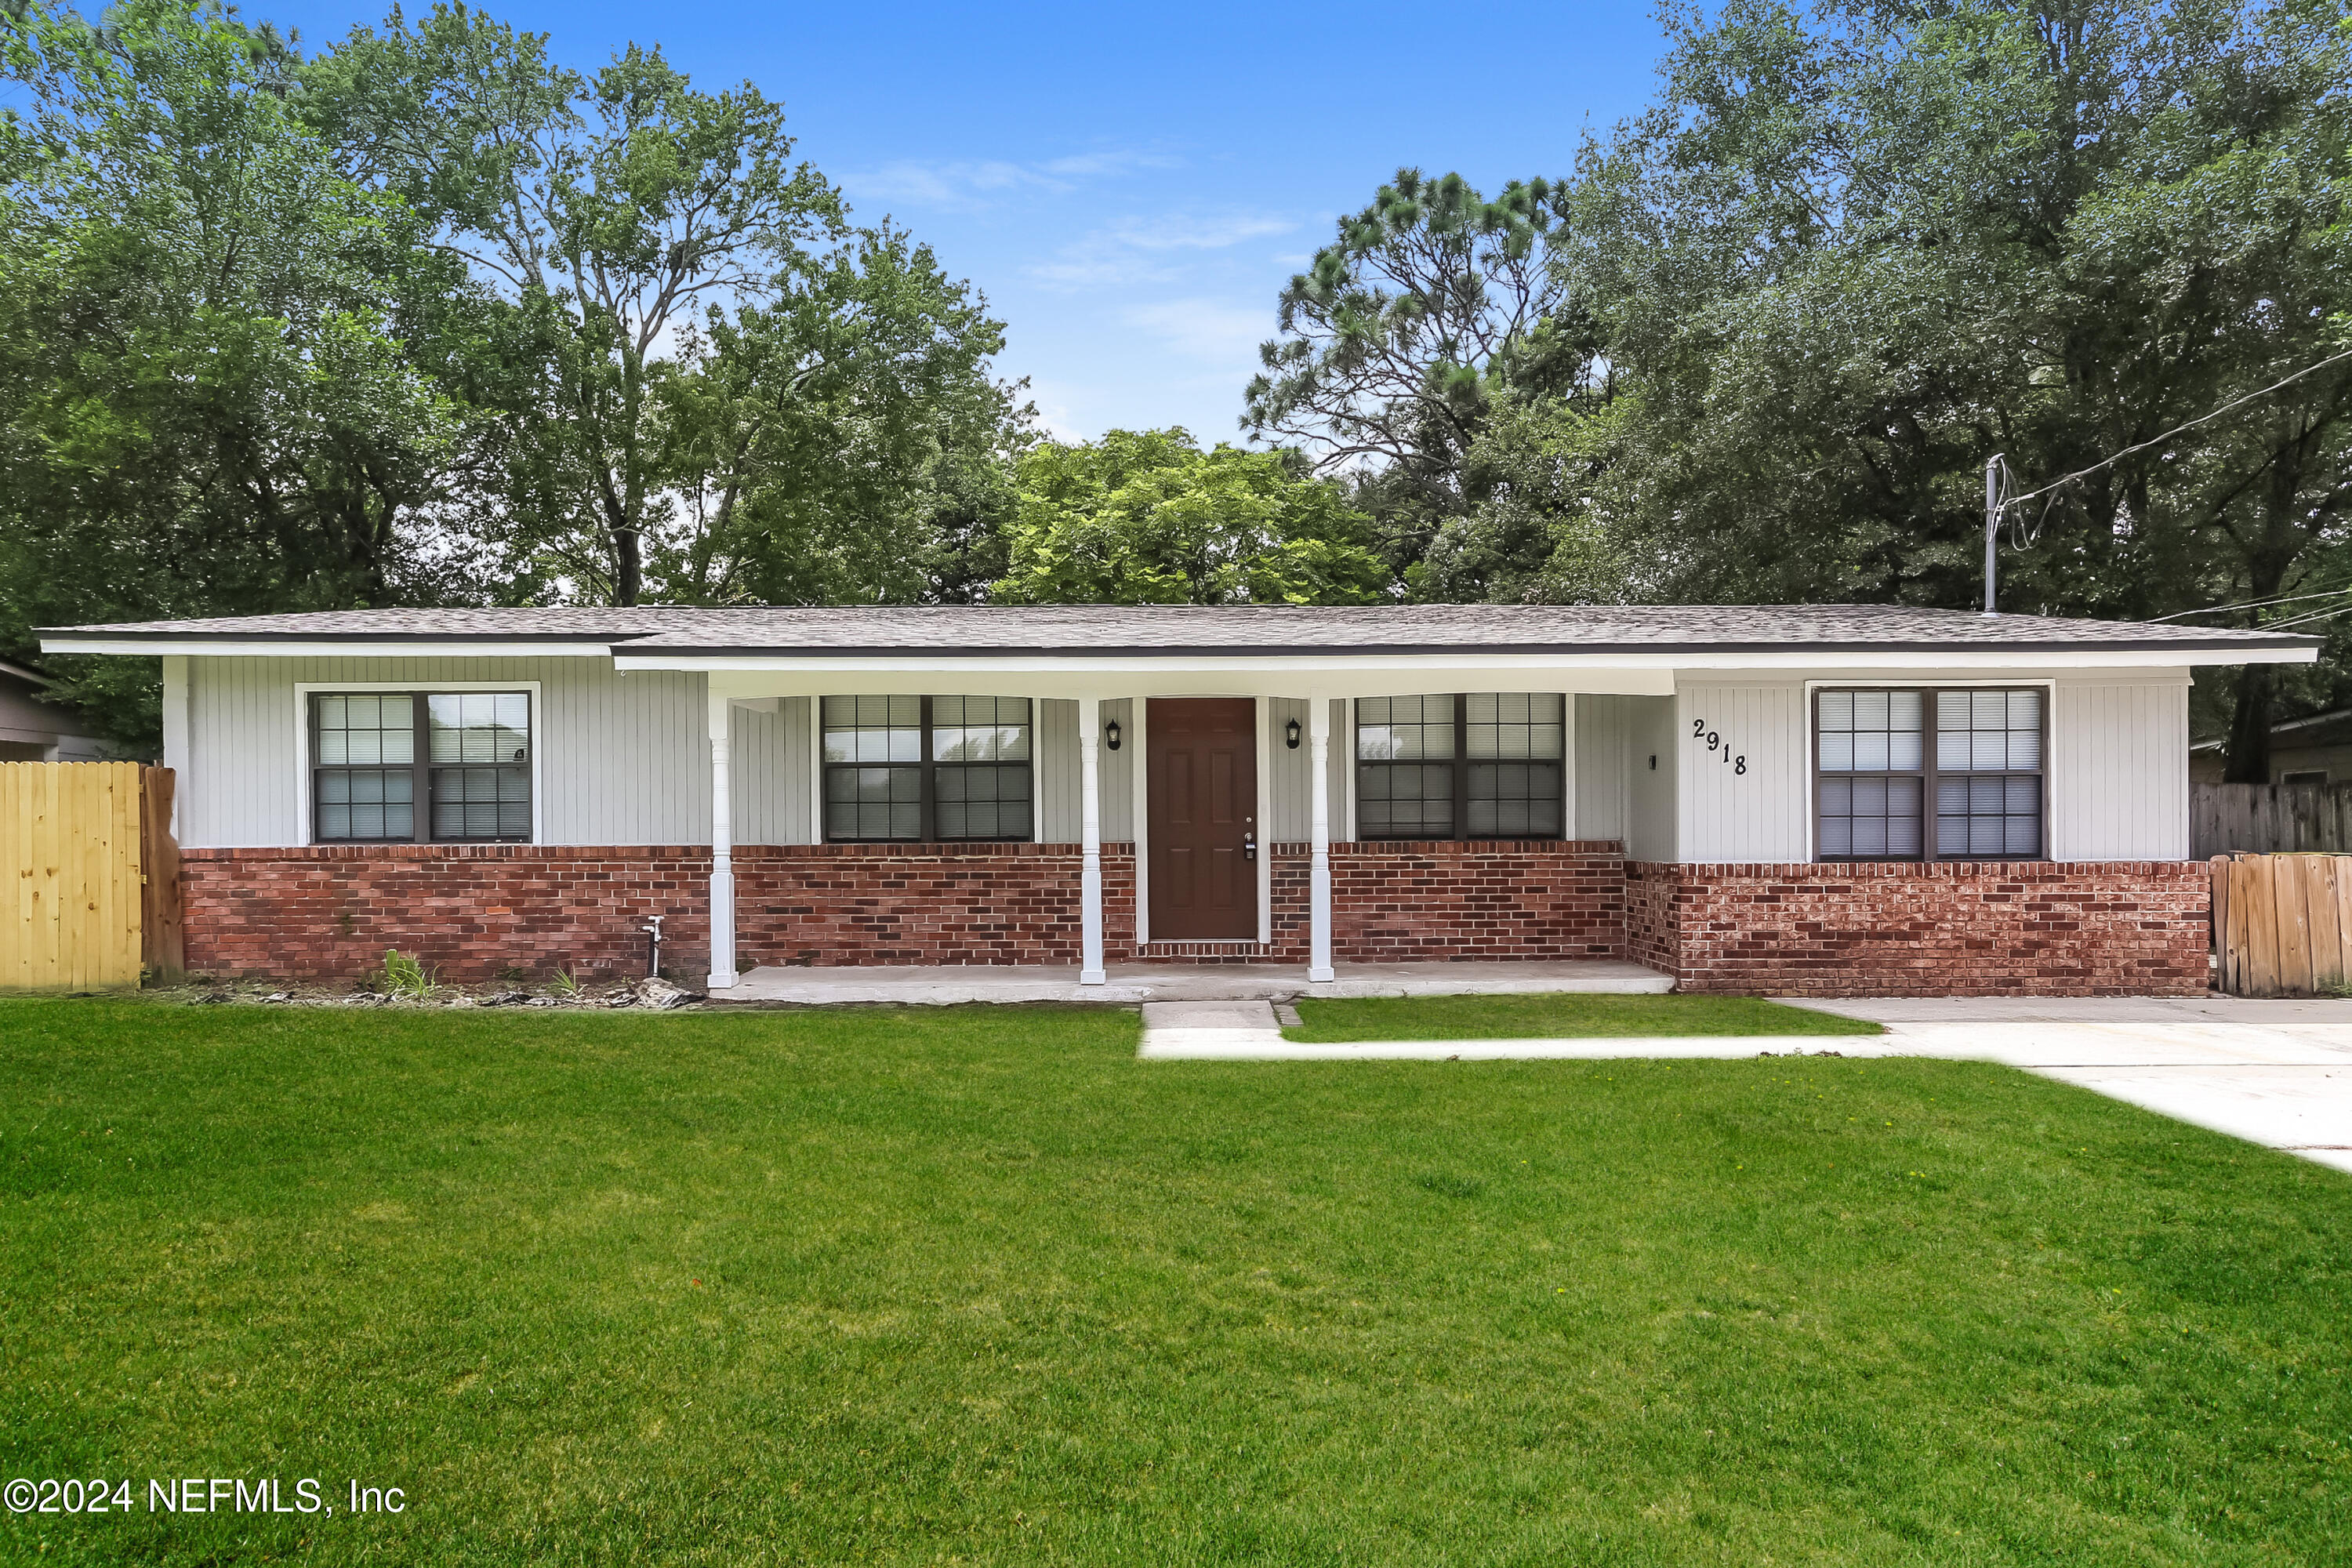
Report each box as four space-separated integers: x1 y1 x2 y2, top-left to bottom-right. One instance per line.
718 958 1671 1006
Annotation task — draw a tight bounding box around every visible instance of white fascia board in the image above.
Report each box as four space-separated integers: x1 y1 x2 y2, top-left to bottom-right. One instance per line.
1662 647 2311 670
662 643 2307 696
38 638 615 659
692 659 1679 700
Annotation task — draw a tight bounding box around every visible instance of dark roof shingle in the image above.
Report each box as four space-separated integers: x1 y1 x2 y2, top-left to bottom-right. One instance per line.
41 603 2316 655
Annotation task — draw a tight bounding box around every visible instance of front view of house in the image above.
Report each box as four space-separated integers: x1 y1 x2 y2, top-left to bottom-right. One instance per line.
42 604 2314 996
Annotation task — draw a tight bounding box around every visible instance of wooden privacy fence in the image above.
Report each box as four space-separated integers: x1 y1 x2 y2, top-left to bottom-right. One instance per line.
2212 852 2352 997
2 763 182 990
2192 781 2352 858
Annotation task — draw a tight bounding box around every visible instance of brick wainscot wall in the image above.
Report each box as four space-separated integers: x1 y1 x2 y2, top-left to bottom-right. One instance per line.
1264 840 1627 964
180 844 1140 982
183 844 2211 995
1632 860 2212 997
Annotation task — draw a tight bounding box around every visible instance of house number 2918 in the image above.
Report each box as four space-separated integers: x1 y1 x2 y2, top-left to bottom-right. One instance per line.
1692 718 1748 775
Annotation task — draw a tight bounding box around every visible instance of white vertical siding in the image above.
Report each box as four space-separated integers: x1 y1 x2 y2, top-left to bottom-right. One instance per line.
2052 678 2190 860
183 656 715 848
731 696 812 845
1625 695 1679 862
1036 699 1080 841
1575 695 1630 843
1267 697 1309 840
1099 698 1135 842
1675 682 1809 862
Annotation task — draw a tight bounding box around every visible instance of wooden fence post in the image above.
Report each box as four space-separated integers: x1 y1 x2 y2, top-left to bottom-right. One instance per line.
141 767 184 981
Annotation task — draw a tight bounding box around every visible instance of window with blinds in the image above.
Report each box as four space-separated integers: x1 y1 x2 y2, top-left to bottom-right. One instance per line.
311 691 531 844
1815 688 2042 861
822 695 1033 843
1356 694 1566 840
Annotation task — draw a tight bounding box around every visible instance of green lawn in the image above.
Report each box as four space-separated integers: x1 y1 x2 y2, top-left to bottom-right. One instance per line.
1284 992 1885 1043
4 999 2350 1566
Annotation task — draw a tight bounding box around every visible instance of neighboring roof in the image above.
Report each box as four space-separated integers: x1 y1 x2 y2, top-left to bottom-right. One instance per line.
2191 706 2352 753
0 657 53 686
35 603 2323 659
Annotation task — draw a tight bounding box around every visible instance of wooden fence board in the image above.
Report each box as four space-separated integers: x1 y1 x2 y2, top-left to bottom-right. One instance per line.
1 762 160 990
2274 855 2314 995
2212 851 2352 997
2196 781 2352 857
2245 856 2280 997
2309 858 2344 990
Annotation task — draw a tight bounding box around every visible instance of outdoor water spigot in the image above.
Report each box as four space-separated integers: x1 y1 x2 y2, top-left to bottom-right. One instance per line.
642 914 665 979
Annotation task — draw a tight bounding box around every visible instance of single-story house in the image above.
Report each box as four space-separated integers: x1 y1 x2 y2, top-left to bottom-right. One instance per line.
39 603 2315 996
2190 706 2352 786
0 658 107 761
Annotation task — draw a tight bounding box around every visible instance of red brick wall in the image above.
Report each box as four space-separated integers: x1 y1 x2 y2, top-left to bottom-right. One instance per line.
1635 860 2212 997
1624 860 1681 976
1261 840 1625 963
737 844 1134 967
181 843 1140 982
181 845 715 984
183 842 2212 996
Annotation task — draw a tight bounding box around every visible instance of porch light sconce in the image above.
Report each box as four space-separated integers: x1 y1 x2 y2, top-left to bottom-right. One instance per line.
1285 717 1302 750
1105 718 1122 751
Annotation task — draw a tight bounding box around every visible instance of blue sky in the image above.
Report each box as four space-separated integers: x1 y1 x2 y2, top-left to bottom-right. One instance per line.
264 0 1674 441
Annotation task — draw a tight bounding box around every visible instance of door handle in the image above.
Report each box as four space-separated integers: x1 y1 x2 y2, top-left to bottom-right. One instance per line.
1243 832 1256 862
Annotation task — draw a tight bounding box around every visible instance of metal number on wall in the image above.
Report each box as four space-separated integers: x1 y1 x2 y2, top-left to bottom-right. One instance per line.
1691 717 1748 776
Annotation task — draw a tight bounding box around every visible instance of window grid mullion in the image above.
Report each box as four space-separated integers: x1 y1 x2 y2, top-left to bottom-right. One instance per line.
920 695 936 844
1922 691 1939 862
414 694 432 845
1453 694 1468 842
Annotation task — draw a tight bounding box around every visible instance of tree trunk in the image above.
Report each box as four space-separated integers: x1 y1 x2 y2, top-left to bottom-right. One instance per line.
2223 662 2274 784
615 528 641 606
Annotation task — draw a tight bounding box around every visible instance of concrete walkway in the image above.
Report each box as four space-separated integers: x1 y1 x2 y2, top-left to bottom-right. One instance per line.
722 958 1668 1006
1136 996 2352 1176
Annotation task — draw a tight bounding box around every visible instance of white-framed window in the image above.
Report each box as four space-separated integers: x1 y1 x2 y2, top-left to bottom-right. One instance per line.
307 689 534 844
822 695 1034 843
1355 693 1566 840
1815 687 2044 861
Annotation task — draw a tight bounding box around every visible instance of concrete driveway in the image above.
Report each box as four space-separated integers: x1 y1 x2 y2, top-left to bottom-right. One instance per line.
1138 995 2352 1176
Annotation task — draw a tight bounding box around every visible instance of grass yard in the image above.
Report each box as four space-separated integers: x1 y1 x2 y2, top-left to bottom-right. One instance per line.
1283 992 1886 1044
5 999 2350 1566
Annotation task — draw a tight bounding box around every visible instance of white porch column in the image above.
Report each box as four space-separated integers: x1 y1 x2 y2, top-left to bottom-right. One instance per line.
1079 695 1107 985
706 689 739 990
1308 695 1336 983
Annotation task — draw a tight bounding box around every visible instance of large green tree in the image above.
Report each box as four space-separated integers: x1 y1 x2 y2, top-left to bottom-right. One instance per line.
0 0 486 751
301 6 846 604
993 429 1388 605
1242 169 1610 592
655 225 1031 606
1558 0 2352 776
301 3 1024 608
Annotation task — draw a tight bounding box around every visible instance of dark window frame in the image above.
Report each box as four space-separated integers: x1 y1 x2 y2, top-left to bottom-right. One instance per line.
822 695 1036 844
1811 685 2049 863
308 689 533 845
1355 693 1567 842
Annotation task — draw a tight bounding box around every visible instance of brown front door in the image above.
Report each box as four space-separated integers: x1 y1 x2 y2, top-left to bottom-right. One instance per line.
1146 698 1258 941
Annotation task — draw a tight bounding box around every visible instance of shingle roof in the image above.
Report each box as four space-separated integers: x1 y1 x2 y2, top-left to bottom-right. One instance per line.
40 602 2315 656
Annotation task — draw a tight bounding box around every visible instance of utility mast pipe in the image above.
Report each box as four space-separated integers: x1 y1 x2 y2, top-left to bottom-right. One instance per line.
1983 454 2002 615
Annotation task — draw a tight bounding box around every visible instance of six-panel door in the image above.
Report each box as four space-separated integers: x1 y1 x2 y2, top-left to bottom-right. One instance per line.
1145 699 1258 940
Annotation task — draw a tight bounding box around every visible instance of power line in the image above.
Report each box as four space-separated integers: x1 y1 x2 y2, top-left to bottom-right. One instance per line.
2148 583 2352 622
2000 345 2352 514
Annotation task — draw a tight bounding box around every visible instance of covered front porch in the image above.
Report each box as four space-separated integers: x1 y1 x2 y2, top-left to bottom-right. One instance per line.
659 649 1672 993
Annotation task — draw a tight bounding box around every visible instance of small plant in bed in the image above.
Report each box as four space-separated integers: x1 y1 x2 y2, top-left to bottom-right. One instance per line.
1283 991 1883 1043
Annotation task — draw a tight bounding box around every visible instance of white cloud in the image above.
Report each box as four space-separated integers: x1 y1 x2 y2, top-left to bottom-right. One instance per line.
1027 212 1298 288
1123 298 1271 365
838 149 1182 212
